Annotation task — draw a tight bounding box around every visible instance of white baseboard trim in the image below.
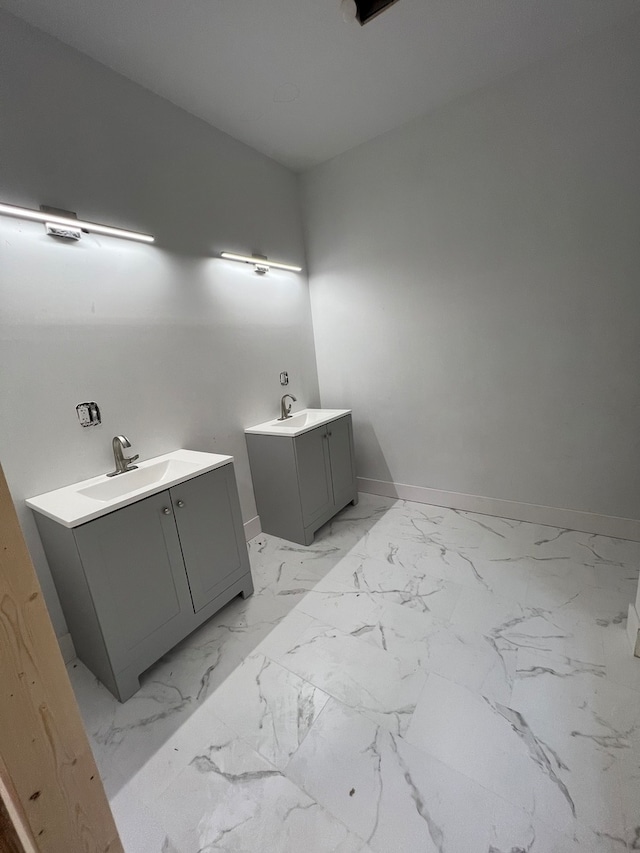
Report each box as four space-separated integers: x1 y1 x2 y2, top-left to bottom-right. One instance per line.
357 477 640 542
58 631 76 664
244 515 261 542
627 605 640 657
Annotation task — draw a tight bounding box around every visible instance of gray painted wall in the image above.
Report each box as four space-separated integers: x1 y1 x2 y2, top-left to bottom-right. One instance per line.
302 15 640 521
0 11 319 637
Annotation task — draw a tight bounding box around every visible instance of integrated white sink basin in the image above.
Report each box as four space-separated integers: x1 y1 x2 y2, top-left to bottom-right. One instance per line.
26 449 232 528
78 458 204 501
244 408 351 437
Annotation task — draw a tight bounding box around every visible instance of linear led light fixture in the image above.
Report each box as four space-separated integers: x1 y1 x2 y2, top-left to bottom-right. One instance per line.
0 202 154 243
221 251 302 275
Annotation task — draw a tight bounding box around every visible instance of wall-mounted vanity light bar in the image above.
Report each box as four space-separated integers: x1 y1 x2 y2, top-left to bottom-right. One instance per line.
221 251 302 274
0 202 155 243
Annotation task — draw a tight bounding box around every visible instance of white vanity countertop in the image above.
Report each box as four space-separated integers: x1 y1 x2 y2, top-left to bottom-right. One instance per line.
244 408 351 437
26 449 233 528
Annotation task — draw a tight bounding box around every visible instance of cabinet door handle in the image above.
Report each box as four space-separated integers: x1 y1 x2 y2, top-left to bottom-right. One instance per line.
162 507 171 515
327 430 332 437
176 500 185 508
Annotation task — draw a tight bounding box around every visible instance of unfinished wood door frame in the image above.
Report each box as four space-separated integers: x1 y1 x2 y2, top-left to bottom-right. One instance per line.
0 795 26 853
0 758 33 853
0 796 26 853
0 463 123 853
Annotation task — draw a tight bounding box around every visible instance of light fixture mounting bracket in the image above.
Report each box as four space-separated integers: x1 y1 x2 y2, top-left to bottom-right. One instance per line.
252 253 269 275
40 205 82 240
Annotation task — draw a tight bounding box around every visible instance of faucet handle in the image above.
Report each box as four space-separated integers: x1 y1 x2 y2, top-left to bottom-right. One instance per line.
127 454 140 463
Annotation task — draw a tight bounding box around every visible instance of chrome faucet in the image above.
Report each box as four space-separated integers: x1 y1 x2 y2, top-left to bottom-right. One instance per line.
107 435 140 477
278 394 297 421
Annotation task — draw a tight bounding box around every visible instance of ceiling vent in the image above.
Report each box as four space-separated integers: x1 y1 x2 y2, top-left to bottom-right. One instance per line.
352 0 401 25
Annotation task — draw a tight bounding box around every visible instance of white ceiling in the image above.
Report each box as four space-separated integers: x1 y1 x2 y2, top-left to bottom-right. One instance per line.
1 0 637 170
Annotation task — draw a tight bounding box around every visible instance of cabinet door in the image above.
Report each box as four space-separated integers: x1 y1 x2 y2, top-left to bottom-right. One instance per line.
295 425 333 527
74 491 193 673
328 415 357 507
171 465 249 613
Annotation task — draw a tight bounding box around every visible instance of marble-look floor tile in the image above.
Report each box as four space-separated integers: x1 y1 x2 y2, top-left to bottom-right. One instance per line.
153 726 362 853
125 706 245 805
254 608 317 660
406 671 627 840
577 533 640 572
356 527 532 602
66 490 640 850
69 660 198 796
143 585 310 701
528 540 638 597
271 619 427 735
509 654 640 847
286 697 607 853
591 561 640 598
525 569 633 630
287 697 501 852
248 533 348 594
297 585 516 703
203 652 330 770
431 550 532 601
295 581 394 635
514 646 607 684
358 502 509 556
322 554 462 619
69 586 315 790
618 751 640 850
109 776 178 853
449 586 607 665
601 621 640 693
595 533 640 563
314 500 393 555
486 805 628 853
412 620 517 704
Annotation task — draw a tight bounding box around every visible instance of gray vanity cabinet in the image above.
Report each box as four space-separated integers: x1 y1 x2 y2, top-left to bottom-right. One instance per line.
73 491 194 677
326 414 357 510
33 463 253 703
171 463 250 612
246 413 357 546
295 425 334 527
